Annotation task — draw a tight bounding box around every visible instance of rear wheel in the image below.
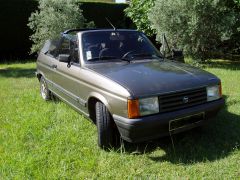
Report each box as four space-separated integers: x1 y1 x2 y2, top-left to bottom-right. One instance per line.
95 101 119 149
40 76 51 101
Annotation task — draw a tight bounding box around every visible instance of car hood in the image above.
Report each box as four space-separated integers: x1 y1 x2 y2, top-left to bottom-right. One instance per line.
86 60 220 97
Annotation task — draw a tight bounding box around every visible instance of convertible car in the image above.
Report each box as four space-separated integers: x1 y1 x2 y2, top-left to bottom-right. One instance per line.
36 29 224 149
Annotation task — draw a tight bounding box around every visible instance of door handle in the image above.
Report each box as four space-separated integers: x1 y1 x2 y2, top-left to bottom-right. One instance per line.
51 64 57 69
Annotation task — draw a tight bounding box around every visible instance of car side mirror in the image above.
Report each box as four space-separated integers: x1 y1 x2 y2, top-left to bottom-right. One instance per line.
172 49 185 63
58 54 70 63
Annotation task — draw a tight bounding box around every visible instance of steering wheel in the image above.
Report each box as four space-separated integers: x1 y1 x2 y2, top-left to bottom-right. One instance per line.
121 50 136 60
99 48 109 59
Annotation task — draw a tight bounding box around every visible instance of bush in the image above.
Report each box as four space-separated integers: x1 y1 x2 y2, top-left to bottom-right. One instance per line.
149 0 237 60
224 0 240 54
28 0 94 53
125 0 155 36
80 0 114 2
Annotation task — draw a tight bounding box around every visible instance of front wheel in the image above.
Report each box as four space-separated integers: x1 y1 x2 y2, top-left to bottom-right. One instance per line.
40 76 51 101
95 101 119 149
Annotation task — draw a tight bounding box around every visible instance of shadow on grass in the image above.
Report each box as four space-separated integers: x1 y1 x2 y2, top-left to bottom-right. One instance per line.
120 96 240 164
0 67 36 78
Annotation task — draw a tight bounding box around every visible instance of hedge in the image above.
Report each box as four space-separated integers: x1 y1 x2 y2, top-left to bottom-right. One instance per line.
0 0 38 61
0 1 132 61
81 2 132 29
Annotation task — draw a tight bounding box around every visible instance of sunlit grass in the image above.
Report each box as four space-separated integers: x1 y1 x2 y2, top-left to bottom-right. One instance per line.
0 61 239 179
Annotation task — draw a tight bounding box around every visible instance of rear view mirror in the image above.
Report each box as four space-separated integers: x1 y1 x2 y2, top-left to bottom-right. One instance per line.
58 54 70 62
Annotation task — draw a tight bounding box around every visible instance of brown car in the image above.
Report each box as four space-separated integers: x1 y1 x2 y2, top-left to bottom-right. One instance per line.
36 29 224 149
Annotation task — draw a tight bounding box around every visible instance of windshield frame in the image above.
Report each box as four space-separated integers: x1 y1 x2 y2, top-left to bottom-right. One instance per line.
79 30 163 64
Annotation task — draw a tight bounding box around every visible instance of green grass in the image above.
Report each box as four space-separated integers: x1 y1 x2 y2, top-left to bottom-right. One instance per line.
0 61 240 179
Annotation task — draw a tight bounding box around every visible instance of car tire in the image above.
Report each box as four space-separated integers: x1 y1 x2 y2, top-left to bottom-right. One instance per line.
40 76 51 101
96 101 119 149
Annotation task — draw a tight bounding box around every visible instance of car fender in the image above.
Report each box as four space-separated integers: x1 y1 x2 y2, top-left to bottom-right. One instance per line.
87 92 112 114
36 69 45 81
35 70 53 91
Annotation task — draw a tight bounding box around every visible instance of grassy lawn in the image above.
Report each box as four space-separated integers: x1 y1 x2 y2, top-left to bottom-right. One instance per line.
0 61 240 179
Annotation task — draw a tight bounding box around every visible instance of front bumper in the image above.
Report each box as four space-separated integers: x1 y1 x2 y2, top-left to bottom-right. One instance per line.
113 98 224 143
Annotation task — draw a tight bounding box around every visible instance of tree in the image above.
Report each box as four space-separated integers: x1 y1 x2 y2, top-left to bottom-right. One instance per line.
28 0 94 53
149 0 237 60
228 0 240 54
125 0 155 36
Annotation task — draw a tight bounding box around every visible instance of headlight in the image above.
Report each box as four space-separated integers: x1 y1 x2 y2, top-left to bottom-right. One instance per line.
128 97 159 118
207 84 221 102
139 97 159 116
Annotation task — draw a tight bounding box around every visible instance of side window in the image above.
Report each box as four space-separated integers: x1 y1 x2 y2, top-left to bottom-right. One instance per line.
58 38 70 55
56 36 79 64
48 41 58 57
69 41 79 64
42 39 59 57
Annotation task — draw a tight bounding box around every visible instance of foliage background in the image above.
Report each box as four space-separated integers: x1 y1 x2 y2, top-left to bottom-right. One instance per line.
0 0 38 61
1 0 240 61
28 0 93 54
0 0 131 61
125 0 155 36
81 2 131 29
126 0 240 61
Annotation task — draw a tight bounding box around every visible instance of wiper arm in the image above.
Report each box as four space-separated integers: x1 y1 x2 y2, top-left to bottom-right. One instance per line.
87 56 117 61
100 56 117 60
132 53 163 60
120 57 131 63
132 53 153 58
120 52 161 62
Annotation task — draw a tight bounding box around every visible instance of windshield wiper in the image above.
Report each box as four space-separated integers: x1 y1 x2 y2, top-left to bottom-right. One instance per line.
121 52 162 62
132 53 153 58
133 53 163 59
120 57 131 63
87 56 117 61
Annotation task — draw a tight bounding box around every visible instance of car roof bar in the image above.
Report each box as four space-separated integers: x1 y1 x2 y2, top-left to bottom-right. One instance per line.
63 28 100 34
63 28 138 34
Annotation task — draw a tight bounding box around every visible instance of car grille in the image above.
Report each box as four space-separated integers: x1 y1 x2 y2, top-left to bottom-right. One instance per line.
159 87 207 113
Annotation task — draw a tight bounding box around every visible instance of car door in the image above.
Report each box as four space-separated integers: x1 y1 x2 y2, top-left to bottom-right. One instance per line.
37 40 60 91
51 36 87 112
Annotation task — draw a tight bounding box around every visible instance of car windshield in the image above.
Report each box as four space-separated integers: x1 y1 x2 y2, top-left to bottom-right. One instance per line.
82 31 162 62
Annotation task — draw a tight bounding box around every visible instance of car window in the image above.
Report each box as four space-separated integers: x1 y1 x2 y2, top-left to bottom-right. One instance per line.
41 39 59 57
56 36 79 64
69 40 79 64
58 38 70 55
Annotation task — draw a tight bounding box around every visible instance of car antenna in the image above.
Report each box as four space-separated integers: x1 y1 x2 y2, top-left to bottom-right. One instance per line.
106 17 116 30
161 33 171 60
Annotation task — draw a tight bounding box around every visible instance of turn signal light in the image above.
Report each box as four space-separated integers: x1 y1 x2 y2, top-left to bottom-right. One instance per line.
128 99 140 119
